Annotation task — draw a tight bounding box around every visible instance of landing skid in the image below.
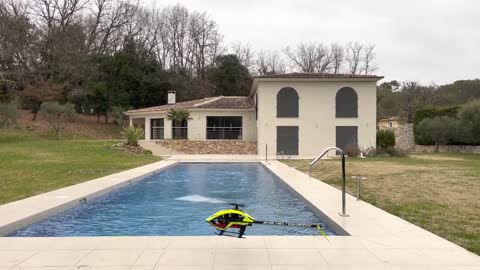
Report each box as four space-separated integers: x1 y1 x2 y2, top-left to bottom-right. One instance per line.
215 226 247 238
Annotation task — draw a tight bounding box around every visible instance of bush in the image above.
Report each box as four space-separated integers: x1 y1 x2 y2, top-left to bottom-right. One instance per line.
0 101 19 128
39 102 77 139
64 102 77 122
344 144 359 157
121 125 144 147
416 116 456 152
375 146 408 157
111 106 129 125
377 130 395 149
458 100 480 144
414 106 459 144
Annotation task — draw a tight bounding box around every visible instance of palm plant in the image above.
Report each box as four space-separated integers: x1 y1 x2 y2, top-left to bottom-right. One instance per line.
121 125 144 146
167 109 191 139
167 109 191 124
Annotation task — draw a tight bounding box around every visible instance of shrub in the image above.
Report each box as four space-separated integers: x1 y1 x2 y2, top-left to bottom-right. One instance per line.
39 102 77 139
416 116 456 152
143 149 153 156
64 102 77 122
111 106 129 125
458 100 480 144
414 106 459 144
414 106 459 127
0 101 19 128
344 144 359 157
121 125 144 147
377 130 395 149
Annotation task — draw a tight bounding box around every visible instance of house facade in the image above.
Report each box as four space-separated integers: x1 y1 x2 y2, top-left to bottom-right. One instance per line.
125 73 383 158
377 117 401 130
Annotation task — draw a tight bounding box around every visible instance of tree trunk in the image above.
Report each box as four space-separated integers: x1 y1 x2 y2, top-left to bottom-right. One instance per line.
32 112 38 121
104 112 108 124
434 141 439 153
97 113 100 123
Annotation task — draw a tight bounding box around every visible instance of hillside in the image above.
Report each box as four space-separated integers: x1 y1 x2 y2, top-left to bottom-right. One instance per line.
7 110 123 140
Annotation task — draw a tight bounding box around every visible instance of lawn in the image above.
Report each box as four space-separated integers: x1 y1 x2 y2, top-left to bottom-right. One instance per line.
0 132 161 205
283 153 480 255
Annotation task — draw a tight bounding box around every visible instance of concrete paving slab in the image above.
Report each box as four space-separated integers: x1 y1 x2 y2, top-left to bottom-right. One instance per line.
19 250 91 267
214 249 270 265
156 249 214 266
77 250 143 266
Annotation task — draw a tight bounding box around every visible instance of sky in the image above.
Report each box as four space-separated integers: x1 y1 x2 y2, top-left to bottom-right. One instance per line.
152 0 480 85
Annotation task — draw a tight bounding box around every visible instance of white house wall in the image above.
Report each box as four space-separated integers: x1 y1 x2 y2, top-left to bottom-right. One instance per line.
256 81 377 159
130 109 256 141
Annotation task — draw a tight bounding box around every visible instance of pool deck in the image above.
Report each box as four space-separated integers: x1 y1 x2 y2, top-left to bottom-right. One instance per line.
0 156 479 269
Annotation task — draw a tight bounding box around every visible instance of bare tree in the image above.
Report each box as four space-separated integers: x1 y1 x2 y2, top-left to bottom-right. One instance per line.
0 0 37 72
314 43 333 73
345 41 363 74
255 50 285 75
330 43 344 74
283 42 317 73
399 81 436 123
232 42 254 71
165 4 189 73
187 11 222 78
362 43 377 75
283 42 336 73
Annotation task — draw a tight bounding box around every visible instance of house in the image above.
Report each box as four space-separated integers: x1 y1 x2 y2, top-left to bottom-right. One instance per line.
377 117 400 130
125 73 383 158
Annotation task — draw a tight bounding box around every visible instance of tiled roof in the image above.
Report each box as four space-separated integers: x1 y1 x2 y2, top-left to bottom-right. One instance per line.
126 96 254 114
254 72 383 80
197 96 254 109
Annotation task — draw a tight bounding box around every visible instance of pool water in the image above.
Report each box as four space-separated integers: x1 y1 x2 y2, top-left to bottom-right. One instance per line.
10 163 335 236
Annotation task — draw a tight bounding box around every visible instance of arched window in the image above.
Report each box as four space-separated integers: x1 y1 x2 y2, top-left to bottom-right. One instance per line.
336 87 358 117
277 87 299 117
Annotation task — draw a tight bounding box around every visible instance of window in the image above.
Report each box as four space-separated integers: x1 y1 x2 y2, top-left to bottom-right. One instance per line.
277 87 299 117
150 118 164 140
277 126 299 155
335 87 358 118
172 120 188 139
336 126 358 155
206 116 242 140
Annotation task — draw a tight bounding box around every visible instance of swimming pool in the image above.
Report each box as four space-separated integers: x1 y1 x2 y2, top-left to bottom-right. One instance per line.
10 163 335 236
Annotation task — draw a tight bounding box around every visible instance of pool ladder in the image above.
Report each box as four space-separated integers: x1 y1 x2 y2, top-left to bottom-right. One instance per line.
309 147 349 217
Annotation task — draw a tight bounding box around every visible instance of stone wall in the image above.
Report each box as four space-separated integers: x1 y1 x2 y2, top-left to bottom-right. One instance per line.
413 145 480 154
394 123 415 151
157 140 257 155
394 123 480 154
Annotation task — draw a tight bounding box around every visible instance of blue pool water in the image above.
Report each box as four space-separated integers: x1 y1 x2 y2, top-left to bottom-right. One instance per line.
10 163 335 236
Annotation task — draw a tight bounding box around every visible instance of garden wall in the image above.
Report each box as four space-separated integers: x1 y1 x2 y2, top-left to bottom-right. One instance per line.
394 123 415 151
394 123 480 154
413 145 480 154
157 140 257 155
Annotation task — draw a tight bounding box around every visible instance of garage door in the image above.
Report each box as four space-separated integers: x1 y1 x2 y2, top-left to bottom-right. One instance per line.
336 126 358 154
277 126 299 155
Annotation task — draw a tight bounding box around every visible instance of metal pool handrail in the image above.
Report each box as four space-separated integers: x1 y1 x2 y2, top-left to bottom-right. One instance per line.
309 147 348 217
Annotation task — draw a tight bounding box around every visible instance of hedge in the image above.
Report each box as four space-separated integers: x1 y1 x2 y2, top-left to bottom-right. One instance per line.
377 130 395 149
414 106 460 144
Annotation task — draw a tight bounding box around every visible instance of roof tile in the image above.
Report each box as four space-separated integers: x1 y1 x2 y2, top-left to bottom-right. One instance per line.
126 96 254 114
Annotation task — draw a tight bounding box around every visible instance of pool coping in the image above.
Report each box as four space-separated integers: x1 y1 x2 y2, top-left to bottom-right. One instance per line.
0 157 478 268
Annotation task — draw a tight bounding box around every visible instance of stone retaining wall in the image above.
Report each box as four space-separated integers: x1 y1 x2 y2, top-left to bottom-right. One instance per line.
413 145 480 154
394 123 415 151
394 123 480 154
157 140 257 155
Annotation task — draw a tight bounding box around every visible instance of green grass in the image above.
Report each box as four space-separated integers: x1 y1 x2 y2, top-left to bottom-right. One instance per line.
0 132 161 205
283 153 480 255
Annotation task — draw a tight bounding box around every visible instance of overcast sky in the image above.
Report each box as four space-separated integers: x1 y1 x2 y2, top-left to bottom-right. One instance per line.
154 0 479 85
